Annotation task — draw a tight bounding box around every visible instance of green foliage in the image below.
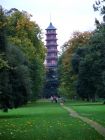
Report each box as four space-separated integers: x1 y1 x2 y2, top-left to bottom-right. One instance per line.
59 4 105 101
0 45 32 111
0 54 9 69
8 37 36 61
74 1 105 100
0 6 10 112
6 9 45 62
77 30 105 100
6 9 46 100
8 45 32 104
0 6 46 111
58 31 91 98
0 6 7 52
30 58 45 99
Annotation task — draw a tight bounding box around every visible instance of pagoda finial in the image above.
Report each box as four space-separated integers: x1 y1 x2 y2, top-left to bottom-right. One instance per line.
50 13 52 23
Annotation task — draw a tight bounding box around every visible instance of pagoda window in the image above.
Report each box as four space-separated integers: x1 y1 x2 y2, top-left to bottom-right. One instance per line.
47 60 51 63
51 53 57 56
47 53 51 56
51 60 56 64
47 30 55 33
48 40 56 43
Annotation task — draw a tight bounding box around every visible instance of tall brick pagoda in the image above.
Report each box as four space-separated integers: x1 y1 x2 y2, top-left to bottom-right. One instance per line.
45 22 58 68
43 22 58 98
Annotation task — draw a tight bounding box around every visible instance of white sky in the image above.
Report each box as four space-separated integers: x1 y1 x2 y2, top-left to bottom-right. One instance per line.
0 0 101 50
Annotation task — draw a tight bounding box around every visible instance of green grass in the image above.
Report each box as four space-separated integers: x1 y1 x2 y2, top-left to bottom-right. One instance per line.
66 101 105 127
0 101 105 140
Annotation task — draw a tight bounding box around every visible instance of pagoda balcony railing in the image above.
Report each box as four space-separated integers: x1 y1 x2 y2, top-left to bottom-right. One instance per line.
46 38 57 41
46 56 58 59
46 63 57 67
47 49 58 53
46 43 57 46
46 32 57 35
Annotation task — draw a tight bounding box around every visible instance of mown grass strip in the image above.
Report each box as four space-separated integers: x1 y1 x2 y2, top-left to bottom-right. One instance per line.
61 103 105 138
66 102 105 127
0 102 105 140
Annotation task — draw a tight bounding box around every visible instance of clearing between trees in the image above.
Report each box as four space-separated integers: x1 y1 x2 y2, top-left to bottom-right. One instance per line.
0 100 105 140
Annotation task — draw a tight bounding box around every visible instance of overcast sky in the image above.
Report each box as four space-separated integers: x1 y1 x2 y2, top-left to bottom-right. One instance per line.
0 0 101 49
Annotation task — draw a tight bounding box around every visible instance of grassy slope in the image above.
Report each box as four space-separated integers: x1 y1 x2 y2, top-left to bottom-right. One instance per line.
0 101 105 140
66 101 105 127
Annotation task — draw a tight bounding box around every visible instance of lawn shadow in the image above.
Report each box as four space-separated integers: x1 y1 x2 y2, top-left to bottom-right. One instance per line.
0 114 29 119
0 110 65 119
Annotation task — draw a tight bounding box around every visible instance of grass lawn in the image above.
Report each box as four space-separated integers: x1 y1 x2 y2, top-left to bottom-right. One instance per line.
0 101 105 140
66 101 105 127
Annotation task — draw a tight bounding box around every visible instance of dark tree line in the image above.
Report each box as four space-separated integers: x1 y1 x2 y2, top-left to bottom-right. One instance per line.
58 1 105 102
0 6 45 112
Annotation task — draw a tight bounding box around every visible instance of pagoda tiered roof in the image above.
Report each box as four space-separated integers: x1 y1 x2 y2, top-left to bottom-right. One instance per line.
46 22 56 30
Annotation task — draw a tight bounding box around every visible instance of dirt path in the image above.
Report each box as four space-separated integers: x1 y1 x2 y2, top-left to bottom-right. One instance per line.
60 103 105 138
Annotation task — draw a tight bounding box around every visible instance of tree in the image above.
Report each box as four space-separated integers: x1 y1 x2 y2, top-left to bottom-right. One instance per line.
0 9 32 111
77 30 105 101
0 7 46 111
7 45 32 107
58 31 92 98
0 6 10 112
30 58 45 99
6 8 46 100
75 0 105 101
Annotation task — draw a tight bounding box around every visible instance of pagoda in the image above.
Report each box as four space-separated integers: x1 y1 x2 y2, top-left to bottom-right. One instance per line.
43 22 58 98
45 22 58 68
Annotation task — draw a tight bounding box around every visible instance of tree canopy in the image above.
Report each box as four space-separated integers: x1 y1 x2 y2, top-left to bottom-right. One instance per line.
0 6 46 112
58 31 92 98
58 0 105 101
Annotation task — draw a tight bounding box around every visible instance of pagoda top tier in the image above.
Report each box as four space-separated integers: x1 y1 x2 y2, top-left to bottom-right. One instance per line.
46 22 56 30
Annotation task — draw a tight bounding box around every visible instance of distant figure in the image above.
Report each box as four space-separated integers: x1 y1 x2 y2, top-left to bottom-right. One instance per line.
50 96 54 103
53 96 57 103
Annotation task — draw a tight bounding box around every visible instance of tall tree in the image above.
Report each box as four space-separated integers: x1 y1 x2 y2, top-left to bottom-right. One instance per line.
76 29 105 101
58 31 91 98
75 0 105 101
6 9 46 99
0 7 46 111
0 6 10 112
